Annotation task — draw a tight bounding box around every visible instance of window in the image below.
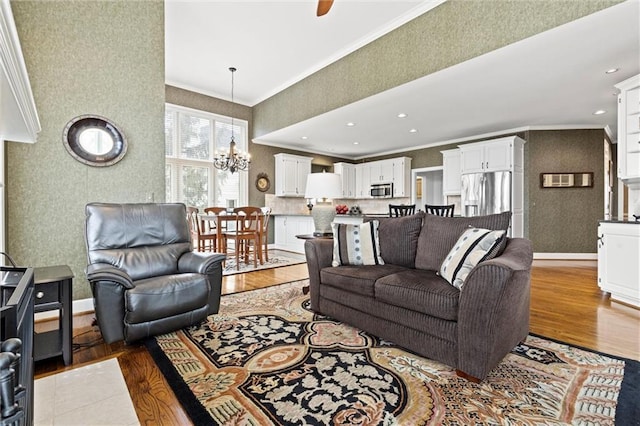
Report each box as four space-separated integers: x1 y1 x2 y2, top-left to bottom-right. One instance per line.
165 104 248 209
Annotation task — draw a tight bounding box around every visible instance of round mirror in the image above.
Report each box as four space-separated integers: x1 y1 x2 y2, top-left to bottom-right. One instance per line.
63 115 127 166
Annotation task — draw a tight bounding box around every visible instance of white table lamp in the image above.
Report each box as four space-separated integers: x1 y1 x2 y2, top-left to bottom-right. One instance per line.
305 172 342 236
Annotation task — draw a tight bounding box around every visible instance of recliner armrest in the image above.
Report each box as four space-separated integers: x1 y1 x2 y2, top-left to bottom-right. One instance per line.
178 251 226 275
86 263 134 289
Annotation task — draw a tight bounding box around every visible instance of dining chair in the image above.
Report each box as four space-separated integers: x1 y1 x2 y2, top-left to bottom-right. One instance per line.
389 204 416 217
223 206 262 270
203 206 227 235
425 204 455 217
186 206 217 252
260 207 272 262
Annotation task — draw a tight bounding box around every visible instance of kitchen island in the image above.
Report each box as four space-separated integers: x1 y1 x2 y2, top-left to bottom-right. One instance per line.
597 220 640 308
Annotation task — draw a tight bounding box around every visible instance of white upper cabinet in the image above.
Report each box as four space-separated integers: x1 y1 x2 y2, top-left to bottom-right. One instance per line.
355 164 370 198
615 74 640 186
333 162 357 199
391 157 411 197
368 160 395 183
441 149 461 195
459 137 521 174
274 153 312 197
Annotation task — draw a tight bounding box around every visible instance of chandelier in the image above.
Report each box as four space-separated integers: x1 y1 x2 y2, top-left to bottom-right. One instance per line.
213 67 250 173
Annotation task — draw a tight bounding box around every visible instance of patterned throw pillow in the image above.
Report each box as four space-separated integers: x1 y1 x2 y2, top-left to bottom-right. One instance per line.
439 227 506 289
332 220 384 267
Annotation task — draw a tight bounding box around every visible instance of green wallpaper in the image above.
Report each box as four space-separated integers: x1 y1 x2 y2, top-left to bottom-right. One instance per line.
253 0 621 137
8 1 165 300
526 129 605 253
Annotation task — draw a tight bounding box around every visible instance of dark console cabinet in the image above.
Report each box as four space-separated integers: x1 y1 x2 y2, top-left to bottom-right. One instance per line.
1 267 34 426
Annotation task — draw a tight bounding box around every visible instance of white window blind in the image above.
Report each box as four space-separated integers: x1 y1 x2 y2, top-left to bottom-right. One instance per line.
165 104 248 209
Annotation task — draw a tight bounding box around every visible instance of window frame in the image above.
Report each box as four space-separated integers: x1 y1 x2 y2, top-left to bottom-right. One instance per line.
165 103 249 209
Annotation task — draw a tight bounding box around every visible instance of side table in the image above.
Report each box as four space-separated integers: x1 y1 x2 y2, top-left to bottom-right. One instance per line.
34 265 74 365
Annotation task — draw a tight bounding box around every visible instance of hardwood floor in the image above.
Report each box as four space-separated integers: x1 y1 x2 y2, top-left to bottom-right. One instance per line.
34 260 640 425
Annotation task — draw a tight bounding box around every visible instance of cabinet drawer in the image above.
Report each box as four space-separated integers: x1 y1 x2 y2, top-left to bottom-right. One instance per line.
35 282 60 305
626 113 640 134
628 133 640 153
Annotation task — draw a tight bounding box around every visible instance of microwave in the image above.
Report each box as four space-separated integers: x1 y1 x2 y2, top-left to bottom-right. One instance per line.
370 183 393 198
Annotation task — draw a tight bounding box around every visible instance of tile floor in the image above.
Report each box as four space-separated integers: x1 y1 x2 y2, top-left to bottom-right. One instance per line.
34 358 139 426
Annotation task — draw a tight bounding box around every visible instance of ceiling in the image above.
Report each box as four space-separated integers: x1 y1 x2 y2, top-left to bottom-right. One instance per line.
165 0 640 160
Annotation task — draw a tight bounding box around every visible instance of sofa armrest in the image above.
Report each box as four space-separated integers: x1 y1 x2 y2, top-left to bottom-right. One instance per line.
456 238 533 380
86 263 134 289
178 251 226 274
85 263 134 343
178 251 225 315
304 239 333 310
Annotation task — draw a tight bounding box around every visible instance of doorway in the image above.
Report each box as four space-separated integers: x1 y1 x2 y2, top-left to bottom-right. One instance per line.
411 166 444 211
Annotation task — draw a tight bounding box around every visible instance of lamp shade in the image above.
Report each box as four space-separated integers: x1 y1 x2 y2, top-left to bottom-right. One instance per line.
304 172 342 200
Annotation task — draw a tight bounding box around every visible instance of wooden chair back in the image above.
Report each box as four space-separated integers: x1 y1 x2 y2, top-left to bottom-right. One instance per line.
389 204 416 217
186 206 217 251
425 204 455 217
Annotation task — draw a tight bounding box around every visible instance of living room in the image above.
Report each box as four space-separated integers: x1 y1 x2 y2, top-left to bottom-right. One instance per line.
1 0 639 425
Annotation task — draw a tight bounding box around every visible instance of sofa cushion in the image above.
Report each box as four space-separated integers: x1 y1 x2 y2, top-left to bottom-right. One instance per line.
320 264 409 297
125 273 209 324
331 221 384 266
439 228 507 289
365 212 424 268
375 270 460 321
415 212 511 271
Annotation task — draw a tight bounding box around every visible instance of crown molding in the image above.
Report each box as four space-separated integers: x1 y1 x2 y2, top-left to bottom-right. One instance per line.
0 0 40 143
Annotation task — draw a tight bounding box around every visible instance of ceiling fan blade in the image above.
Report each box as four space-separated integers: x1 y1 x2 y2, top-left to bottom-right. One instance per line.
317 0 334 16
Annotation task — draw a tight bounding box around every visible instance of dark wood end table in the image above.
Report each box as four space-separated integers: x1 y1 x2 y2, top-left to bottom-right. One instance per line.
34 265 74 365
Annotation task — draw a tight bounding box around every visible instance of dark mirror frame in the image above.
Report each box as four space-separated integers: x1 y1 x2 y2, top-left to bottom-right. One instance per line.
540 172 594 188
62 115 127 167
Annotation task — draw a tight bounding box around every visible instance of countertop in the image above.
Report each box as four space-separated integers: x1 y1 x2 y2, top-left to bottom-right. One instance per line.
599 219 640 225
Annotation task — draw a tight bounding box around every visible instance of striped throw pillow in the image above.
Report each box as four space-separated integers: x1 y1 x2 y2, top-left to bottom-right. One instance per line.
439 227 506 289
332 221 384 267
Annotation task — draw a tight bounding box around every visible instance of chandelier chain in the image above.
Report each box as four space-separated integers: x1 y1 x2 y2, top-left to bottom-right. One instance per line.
213 66 249 174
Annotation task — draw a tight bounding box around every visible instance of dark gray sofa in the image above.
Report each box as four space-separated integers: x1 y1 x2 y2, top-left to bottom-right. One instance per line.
305 211 533 382
84 202 225 344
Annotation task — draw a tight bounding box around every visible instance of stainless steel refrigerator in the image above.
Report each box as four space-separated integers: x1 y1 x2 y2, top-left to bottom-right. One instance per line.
460 171 511 217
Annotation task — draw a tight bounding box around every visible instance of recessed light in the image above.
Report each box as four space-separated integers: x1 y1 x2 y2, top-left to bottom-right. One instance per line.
301 136 308 140
409 128 418 133
593 110 606 115
353 141 359 145
346 122 356 127
605 68 619 74
397 113 408 118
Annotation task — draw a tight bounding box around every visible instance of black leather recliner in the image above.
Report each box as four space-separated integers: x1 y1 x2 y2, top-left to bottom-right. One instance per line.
84 202 225 344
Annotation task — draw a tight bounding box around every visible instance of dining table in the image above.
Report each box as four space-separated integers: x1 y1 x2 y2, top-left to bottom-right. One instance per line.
199 210 265 263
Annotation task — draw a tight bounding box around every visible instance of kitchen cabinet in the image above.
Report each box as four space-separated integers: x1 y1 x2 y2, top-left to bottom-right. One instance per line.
333 162 357 199
274 153 312 197
597 221 640 308
615 74 640 186
441 149 461 195
459 138 515 174
357 157 411 197
355 164 370 198
391 157 412 197
274 215 314 253
368 160 395 183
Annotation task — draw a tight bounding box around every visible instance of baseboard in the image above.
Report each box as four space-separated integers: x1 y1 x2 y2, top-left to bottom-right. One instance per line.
35 298 94 321
533 252 597 260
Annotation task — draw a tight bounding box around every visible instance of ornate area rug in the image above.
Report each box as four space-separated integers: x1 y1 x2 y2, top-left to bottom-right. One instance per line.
145 280 639 425
222 249 306 276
